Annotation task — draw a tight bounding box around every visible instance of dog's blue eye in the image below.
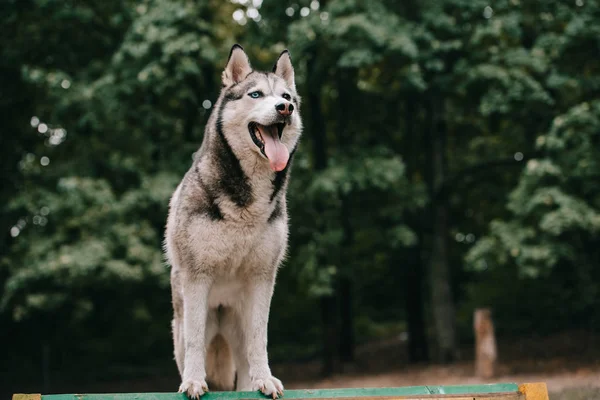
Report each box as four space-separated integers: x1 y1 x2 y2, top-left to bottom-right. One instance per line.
249 91 262 99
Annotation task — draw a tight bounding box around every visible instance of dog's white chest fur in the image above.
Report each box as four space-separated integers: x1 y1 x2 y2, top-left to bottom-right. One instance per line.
208 279 244 308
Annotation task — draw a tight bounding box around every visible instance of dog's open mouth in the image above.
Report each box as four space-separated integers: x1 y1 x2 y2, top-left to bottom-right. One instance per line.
248 122 289 172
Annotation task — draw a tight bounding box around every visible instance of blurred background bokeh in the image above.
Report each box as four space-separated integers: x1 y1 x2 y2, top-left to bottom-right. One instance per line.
1 0 599 399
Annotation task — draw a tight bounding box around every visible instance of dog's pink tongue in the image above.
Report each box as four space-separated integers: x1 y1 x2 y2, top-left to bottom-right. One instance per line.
261 126 289 172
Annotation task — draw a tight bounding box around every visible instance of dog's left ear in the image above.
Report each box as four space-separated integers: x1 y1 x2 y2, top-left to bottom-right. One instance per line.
273 50 295 91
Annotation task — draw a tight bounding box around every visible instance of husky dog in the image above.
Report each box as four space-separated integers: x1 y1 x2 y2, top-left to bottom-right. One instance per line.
164 44 302 399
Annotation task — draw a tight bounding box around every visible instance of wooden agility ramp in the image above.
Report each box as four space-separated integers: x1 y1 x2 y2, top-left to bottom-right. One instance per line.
13 382 549 400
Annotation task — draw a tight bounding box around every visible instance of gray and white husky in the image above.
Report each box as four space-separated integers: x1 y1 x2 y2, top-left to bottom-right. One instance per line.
164 44 302 399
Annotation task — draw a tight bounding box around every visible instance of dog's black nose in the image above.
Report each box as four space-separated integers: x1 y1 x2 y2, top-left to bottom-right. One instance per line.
275 102 294 116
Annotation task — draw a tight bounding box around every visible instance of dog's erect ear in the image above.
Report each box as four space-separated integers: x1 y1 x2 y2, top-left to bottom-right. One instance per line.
272 50 295 90
222 44 252 86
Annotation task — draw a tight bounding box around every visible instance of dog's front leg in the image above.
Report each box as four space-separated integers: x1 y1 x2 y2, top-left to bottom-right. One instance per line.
243 278 283 399
179 276 213 399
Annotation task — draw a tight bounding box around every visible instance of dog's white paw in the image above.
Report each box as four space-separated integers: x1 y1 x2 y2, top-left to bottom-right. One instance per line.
178 379 209 399
252 375 284 399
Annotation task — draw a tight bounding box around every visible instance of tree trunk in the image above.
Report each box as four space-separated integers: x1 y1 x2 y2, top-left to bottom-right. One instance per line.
307 52 336 377
338 194 355 364
428 96 458 363
338 276 354 363
404 97 418 178
320 295 338 376
402 97 430 363
405 242 429 362
307 57 327 172
42 341 50 392
333 66 357 366
474 308 497 378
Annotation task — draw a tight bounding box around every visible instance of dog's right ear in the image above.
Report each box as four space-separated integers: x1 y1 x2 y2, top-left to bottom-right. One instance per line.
222 44 252 86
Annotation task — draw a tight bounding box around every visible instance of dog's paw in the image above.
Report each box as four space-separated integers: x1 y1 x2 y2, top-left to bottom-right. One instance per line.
252 375 284 399
178 379 209 399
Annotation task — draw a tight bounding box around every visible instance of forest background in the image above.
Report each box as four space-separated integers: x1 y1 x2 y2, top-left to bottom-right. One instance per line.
1 0 599 397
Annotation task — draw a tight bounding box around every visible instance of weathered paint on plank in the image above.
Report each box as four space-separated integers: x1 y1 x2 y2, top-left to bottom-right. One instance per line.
33 394 523 400
14 395 526 400
21 383 521 400
14 382 555 400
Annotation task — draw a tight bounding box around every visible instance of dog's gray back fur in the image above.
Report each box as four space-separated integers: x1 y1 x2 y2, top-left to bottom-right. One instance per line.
164 45 301 398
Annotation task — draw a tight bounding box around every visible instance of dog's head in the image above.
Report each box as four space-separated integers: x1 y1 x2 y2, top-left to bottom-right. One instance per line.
217 44 302 172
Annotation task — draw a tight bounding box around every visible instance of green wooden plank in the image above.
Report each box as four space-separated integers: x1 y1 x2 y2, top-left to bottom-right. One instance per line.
41 383 519 400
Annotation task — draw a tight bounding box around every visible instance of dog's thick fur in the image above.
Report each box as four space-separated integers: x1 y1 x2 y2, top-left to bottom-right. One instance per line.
164 45 302 399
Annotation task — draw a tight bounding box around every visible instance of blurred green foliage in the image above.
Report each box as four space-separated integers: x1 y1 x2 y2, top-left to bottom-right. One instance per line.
1 0 599 392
